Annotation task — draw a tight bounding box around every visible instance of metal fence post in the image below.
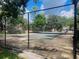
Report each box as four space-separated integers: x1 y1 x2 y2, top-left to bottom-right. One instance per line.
73 0 77 59
28 12 30 49
4 17 6 48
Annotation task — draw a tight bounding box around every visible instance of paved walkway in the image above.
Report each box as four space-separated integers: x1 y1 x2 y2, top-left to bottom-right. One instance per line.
17 34 74 59
18 50 44 59
0 32 79 59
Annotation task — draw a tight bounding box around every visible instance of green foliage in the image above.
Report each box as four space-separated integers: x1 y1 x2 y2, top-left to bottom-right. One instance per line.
45 15 73 31
55 23 63 31
0 49 19 59
18 17 28 30
34 14 46 27
32 14 73 32
0 0 28 18
7 25 21 34
7 17 28 34
0 0 29 33
32 6 38 11
32 0 39 15
46 15 63 31
32 14 46 32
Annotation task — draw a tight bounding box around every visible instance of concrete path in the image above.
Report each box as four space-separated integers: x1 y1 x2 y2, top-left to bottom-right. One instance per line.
18 50 44 59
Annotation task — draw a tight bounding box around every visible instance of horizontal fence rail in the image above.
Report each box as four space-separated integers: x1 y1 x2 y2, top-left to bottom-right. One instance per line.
26 4 73 13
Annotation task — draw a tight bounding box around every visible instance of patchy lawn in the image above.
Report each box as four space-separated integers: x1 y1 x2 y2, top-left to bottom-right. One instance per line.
0 49 19 59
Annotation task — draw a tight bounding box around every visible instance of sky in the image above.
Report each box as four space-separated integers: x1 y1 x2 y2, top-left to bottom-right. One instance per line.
24 0 74 22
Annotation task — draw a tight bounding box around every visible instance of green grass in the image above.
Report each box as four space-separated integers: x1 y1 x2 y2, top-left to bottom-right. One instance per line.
0 49 19 59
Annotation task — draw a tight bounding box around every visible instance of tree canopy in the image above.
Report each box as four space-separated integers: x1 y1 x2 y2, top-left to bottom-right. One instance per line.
0 0 28 18
0 0 29 33
32 14 46 32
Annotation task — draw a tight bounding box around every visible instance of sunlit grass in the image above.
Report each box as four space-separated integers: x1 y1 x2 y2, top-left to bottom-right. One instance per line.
0 49 19 59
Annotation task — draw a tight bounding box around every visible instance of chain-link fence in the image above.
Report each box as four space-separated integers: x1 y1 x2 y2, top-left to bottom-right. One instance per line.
0 0 78 59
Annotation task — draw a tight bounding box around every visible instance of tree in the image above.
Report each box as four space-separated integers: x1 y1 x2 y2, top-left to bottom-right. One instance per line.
46 15 74 31
32 6 38 15
32 0 39 15
32 14 46 32
46 15 63 31
7 16 28 34
0 0 28 18
0 0 29 33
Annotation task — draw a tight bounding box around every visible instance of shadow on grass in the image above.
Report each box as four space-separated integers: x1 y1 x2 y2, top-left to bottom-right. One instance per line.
0 49 19 59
